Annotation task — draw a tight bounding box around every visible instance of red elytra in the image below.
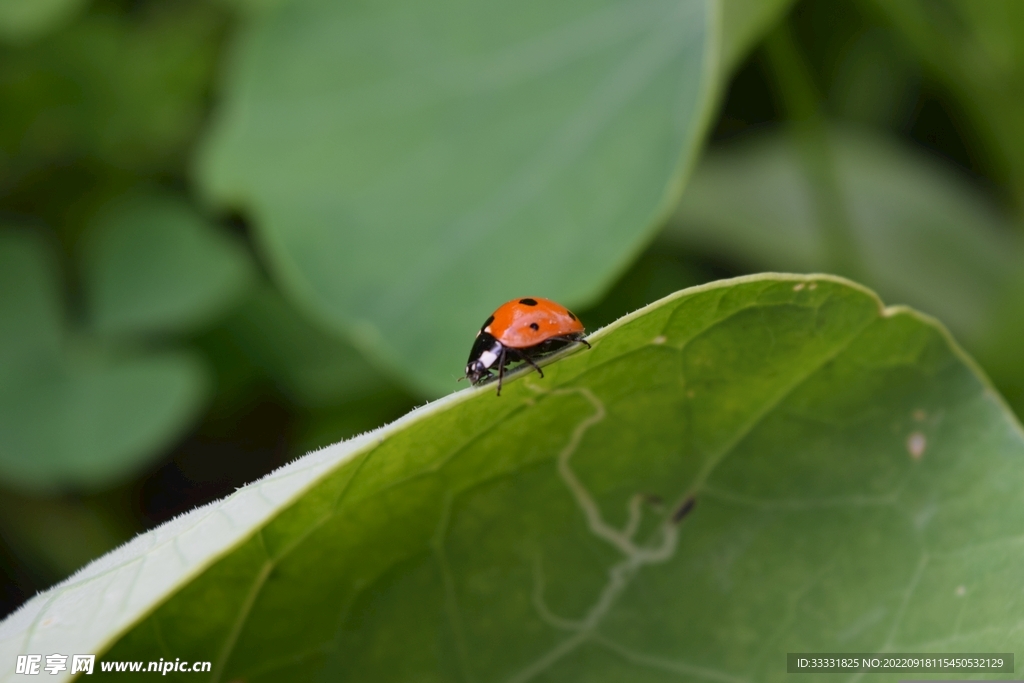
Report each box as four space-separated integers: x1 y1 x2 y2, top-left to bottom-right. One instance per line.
464 297 589 395
485 297 584 347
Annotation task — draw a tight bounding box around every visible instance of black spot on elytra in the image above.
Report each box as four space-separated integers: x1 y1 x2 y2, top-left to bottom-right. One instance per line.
519 298 538 306
568 311 577 321
483 315 494 328
529 322 540 331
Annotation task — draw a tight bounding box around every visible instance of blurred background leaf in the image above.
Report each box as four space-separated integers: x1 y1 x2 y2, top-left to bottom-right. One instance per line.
0 489 134 589
0 2 225 188
667 126 1019 349
862 0 1024 211
213 283 419 454
219 285 399 409
0 230 62 369
0 230 209 492
82 188 253 337
198 0 718 395
719 0 797 74
0 348 208 491
0 0 86 44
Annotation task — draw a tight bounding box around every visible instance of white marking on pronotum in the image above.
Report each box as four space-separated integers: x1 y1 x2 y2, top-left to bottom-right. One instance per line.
907 432 926 460
479 349 498 367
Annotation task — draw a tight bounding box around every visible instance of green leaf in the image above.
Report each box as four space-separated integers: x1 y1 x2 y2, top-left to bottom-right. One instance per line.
975 272 1024 417
4 275 1022 682
291 391 418 457
213 284 420 453
214 0 292 17
220 284 409 408
827 27 919 130
0 230 210 492
82 189 254 337
576 244 711 331
860 0 1024 210
0 0 85 43
0 230 63 371
0 350 209 492
197 0 718 396
667 127 1019 349
718 0 795 74
0 3 225 177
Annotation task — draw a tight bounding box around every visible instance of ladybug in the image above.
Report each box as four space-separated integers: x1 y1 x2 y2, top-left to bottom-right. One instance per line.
464 297 590 395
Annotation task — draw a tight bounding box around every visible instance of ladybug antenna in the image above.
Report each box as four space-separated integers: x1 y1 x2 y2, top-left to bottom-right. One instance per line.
456 375 466 383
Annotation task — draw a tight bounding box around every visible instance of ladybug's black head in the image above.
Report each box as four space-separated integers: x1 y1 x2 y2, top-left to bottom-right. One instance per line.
465 332 503 385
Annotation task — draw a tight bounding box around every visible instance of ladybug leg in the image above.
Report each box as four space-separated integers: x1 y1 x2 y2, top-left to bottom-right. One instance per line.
547 335 591 349
563 335 591 349
496 346 508 396
518 354 544 379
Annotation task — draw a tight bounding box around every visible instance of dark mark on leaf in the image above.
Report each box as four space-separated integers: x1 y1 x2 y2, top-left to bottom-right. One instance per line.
672 496 696 524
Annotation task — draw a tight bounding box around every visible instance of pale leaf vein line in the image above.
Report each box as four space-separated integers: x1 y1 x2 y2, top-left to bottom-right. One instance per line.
210 533 274 683
433 493 474 683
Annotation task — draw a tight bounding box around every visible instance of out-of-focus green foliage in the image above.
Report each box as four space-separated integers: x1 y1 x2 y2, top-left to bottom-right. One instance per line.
668 127 1019 349
863 0 1024 209
0 3 223 182
0 490 133 581
0 0 86 43
82 188 253 337
719 0 797 73
0 231 209 492
219 284 404 409
0 231 61 365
